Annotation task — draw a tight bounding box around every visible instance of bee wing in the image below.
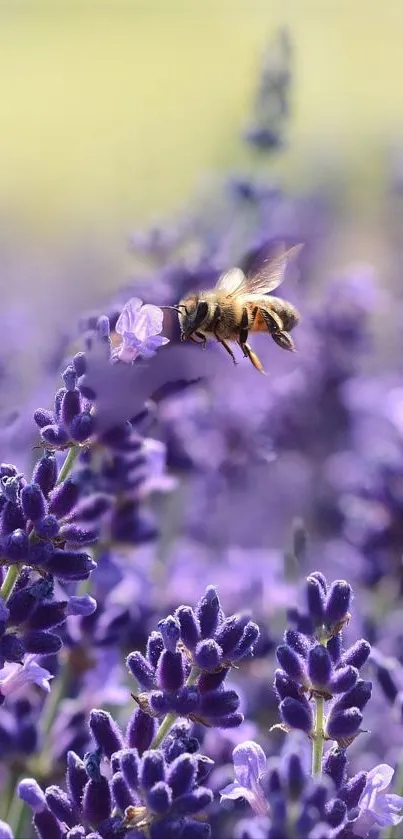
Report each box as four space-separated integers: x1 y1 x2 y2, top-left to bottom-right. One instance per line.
214 267 247 297
245 243 303 295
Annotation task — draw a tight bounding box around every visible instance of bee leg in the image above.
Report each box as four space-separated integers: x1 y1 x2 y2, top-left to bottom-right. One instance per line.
214 333 237 365
239 341 266 375
195 331 207 349
239 307 250 356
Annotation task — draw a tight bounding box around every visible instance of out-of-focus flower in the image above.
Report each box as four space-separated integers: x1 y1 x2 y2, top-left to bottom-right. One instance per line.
220 740 268 815
0 654 53 700
352 764 403 835
113 297 169 363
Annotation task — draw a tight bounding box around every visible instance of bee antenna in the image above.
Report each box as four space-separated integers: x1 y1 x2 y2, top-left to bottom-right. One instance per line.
161 305 185 313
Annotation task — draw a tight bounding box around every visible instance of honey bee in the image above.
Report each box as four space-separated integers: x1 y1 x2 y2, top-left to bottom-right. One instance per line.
167 243 302 373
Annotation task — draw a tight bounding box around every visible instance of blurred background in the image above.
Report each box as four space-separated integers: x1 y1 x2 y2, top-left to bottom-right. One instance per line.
1 0 403 301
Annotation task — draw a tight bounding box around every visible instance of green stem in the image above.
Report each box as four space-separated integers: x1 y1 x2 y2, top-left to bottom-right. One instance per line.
0 564 19 601
312 695 325 776
56 444 80 485
150 667 200 750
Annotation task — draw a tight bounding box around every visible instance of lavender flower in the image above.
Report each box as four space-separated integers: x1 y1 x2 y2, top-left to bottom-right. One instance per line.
113 297 169 363
19 712 213 839
351 764 403 835
274 573 372 756
127 586 259 730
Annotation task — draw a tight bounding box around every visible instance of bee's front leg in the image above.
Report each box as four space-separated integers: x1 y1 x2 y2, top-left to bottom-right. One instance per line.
195 331 207 349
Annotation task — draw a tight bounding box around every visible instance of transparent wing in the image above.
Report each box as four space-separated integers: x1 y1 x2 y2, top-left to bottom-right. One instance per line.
244 243 303 296
214 267 247 297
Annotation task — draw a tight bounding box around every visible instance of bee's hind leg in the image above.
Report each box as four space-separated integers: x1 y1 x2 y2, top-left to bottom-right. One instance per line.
239 341 266 375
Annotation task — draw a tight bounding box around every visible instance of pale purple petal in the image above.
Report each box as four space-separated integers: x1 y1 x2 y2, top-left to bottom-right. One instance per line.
133 303 165 341
353 763 403 834
0 655 53 698
233 741 267 788
115 298 143 336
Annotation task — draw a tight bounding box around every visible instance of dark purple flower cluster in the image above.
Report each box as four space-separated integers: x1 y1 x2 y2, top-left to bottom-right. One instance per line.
0 457 99 587
34 355 95 450
274 573 372 749
127 586 259 729
19 710 213 839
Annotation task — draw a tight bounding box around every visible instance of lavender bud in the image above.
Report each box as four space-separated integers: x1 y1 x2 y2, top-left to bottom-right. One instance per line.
146 781 172 815
49 479 80 517
147 632 164 669
62 365 77 391
325 798 347 828
326 707 363 740
141 751 165 790
126 651 155 690
156 650 186 692
33 409 54 429
18 778 47 812
376 664 399 703
54 388 67 420
4 529 29 562
176 606 200 651
308 645 332 689
58 524 99 546
89 709 124 758
1 634 24 662
284 629 310 658
323 748 347 789
119 749 140 791
35 515 60 539
34 810 65 839
199 689 239 718
211 711 243 728
279 696 313 733
232 622 260 660
2 501 25 534
27 601 67 631
196 586 223 639
194 639 222 671
341 639 371 670
198 669 228 693
335 680 372 711
69 494 111 521
66 751 88 809
285 753 305 800
70 412 95 443
45 549 96 580
23 630 62 655
339 772 367 809
158 615 181 652
324 581 351 626
41 425 70 448
111 772 133 811
61 391 81 427
126 709 156 754
330 666 358 695
276 645 306 682
67 595 97 616
170 788 213 816
167 754 197 797
32 454 57 496
73 352 86 377
327 634 342 664
273 670 301 702
82 776 111 825
306 576 326 625
214 614 249 656
45 786 78 826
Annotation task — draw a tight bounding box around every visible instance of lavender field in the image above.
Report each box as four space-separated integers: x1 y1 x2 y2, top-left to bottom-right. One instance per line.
1 5 403 838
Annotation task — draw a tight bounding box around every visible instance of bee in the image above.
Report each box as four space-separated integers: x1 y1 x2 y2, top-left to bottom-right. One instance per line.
167 243 302 373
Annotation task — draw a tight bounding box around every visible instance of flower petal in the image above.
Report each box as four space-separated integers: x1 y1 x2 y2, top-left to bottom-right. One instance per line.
115 298 143 335
233 741 267 787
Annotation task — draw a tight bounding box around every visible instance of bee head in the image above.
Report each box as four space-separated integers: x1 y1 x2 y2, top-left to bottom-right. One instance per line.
176 296 208 338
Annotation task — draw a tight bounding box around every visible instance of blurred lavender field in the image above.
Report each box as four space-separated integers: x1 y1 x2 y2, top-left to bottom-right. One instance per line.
1 4 403 838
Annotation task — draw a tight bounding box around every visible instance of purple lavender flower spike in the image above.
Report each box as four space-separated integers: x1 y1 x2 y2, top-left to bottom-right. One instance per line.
113 298 169 363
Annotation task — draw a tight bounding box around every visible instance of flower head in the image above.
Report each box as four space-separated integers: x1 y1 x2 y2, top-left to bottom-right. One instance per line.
114 298 169 363
220 741 268 815
0 654 53 700
352 764 403 835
